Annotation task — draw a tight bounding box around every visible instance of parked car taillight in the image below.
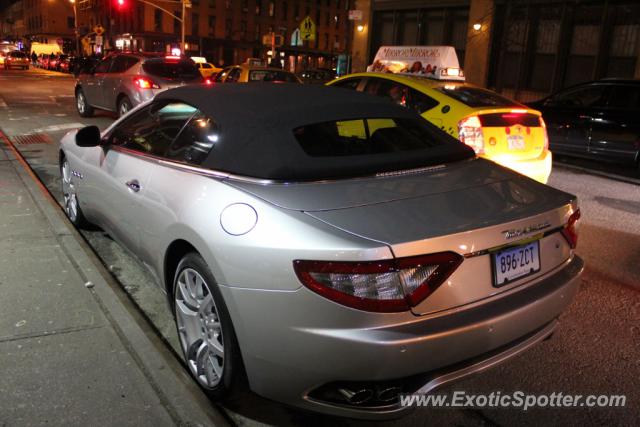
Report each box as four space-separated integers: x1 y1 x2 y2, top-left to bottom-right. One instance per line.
133 77 160 89
293 252 463 313
540 116 550 150
561 209 581 249
458 115 484 154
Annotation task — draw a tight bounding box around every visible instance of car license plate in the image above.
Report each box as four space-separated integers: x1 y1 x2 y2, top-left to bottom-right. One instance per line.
507 135 525 150
492 241 540 287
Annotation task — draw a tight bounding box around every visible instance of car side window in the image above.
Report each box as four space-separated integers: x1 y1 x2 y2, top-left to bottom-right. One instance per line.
548 85 609 108
226 67 241 83
332 78 361 90
215 67 232 82
605 85 640 110
109 102 197 156
164 112 219 165
94 57 114 73
110 56 137 73
407 89 439 113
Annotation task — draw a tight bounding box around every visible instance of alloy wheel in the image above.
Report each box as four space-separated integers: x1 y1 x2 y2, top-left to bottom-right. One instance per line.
119 101 130 117
77 92 86 114
61 160 78 222
175 268 224 388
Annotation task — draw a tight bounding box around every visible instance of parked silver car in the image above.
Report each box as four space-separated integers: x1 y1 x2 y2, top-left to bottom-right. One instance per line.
74 53 203 118
59 85 583 419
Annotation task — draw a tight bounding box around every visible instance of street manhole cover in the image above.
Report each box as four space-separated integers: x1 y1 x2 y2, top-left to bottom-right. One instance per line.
11 134 51 145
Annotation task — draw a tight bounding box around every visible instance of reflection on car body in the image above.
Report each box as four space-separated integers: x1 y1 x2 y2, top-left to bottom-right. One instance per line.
59 85 582 419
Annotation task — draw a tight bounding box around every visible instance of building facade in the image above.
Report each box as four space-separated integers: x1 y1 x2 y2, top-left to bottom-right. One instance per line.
2 0 354 70
352 0 640 101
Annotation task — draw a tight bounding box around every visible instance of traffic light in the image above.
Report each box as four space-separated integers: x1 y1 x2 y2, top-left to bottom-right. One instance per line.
116 0 125 9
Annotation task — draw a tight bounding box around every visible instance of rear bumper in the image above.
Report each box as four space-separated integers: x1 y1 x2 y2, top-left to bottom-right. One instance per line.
488 149 553 184
220 254 583 419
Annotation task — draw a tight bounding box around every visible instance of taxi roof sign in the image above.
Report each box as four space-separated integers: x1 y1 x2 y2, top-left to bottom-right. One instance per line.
367 45 465 81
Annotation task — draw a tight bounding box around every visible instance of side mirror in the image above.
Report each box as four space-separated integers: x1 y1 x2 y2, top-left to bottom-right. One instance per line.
75 125 101 147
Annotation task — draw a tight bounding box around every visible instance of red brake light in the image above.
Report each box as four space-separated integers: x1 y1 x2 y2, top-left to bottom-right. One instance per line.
133 77 160 89
458 115 484 154
204 78 213 85
561 209 581 249
293 252 463 313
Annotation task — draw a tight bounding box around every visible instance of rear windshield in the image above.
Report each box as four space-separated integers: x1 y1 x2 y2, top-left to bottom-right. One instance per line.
248 70 298 83
294 117 472 159
436 86 520 107
142 59 201 81
10 51 26 58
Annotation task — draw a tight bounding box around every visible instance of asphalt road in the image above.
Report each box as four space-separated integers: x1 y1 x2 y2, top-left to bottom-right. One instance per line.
0 67 638 427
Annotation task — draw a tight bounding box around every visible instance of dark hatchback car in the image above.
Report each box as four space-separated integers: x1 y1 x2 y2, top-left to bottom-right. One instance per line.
529 79 640 172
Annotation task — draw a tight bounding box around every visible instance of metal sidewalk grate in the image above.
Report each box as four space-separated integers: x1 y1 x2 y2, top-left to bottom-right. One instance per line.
11 134 52 145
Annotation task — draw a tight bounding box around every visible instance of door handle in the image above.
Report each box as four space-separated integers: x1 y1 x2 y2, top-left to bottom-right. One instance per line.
126 179 140 192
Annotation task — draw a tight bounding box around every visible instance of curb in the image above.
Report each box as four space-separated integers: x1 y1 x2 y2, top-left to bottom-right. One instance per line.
0 130 232 427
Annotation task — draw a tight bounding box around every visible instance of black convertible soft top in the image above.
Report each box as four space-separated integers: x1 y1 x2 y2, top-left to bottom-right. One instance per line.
155 84 473 180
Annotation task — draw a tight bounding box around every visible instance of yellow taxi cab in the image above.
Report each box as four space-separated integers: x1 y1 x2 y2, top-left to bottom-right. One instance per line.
214 62 302 84
196 62 222 78
328 46 552 184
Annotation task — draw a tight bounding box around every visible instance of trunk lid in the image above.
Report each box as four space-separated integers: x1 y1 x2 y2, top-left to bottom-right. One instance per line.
228 158 576 315
477 109 546 161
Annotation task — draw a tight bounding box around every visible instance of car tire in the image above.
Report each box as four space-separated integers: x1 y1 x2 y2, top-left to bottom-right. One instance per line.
76 88 94 118
173 252 247 401
60 157 91 229
117 96 133 118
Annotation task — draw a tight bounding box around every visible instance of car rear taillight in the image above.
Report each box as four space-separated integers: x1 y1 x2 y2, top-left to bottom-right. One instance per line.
133 77 160 89
561 209 581 249
293 252 463 313
204 78 213 85
458 115 484 154
540 116 549 150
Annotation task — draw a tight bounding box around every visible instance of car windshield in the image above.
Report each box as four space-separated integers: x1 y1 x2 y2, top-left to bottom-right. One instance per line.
248 70 298 83
435 86 521 107
294 117 472 159
142 59 201 81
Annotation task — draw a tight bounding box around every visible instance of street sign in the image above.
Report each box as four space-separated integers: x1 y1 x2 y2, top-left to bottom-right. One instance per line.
348 10 363 21
290 28 303 46
299 16 316 41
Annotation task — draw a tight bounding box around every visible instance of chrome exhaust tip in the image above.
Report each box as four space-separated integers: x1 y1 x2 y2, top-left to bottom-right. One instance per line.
376 386 403 402
338 387 375 405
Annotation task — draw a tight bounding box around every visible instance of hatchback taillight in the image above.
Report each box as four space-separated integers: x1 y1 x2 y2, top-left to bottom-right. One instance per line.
133 77 160 89
293 252 463 313
458 115 484 154
561 209 581 249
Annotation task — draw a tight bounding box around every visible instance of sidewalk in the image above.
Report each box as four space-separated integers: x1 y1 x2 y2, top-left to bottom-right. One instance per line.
0 136 228 426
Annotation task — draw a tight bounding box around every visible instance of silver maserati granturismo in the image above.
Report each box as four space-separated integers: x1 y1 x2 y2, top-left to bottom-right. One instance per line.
58 84 583 419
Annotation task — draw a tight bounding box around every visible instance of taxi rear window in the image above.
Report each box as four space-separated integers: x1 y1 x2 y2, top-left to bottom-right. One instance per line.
436 86 521 108
293 117 469 158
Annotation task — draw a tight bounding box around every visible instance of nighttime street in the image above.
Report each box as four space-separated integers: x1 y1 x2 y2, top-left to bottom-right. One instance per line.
1 0 640 425
0 67 638 426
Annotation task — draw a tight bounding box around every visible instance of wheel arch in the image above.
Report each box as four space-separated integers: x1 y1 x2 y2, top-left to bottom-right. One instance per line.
163 239 200 298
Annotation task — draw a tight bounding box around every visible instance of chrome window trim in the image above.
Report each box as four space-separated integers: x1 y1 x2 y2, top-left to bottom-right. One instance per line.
108 144 461 186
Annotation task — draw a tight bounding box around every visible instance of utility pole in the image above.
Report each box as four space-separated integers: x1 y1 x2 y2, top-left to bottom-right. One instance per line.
70 0 80 55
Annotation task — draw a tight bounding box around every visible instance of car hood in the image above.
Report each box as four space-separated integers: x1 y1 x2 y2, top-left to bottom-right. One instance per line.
225 158 575 245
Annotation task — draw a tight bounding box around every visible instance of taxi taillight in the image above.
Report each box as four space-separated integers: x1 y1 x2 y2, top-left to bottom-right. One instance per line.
458 115 484 155
540 116 550 150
